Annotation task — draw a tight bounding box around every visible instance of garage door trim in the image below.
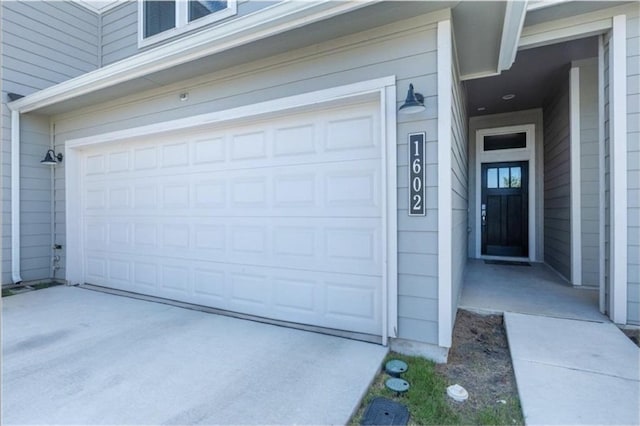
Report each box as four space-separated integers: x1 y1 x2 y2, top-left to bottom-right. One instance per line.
65 76 398 344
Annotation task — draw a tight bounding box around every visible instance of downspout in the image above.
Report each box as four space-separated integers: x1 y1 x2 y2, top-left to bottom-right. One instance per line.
10 109 22 284
49 121 57 279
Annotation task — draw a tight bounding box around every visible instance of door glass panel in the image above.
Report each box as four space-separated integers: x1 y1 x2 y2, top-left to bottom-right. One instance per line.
510 167 522 188
499 168 510 188
189 0 228 21
487 168 497 188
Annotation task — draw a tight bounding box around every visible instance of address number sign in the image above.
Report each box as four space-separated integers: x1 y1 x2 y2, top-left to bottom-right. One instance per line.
408 132 426 216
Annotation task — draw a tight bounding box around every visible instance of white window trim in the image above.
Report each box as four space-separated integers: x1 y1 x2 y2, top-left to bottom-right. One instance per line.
64 76 399 344
474 124 537 261
138 0 238 48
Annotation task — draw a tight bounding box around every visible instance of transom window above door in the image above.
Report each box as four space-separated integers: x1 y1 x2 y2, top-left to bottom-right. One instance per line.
140 0 237 47
483 132 526 151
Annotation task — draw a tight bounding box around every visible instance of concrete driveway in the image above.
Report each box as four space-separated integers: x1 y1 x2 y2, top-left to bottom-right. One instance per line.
2 286 387 425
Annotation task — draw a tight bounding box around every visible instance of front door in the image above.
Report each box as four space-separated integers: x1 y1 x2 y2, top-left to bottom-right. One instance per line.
481 161 528 257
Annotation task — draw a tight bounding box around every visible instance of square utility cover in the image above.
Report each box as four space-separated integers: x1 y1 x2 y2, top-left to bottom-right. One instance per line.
361 397 409 426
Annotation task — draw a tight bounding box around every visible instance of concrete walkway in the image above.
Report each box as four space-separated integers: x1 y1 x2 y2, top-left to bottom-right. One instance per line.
2 286 387 425
505 312 640 425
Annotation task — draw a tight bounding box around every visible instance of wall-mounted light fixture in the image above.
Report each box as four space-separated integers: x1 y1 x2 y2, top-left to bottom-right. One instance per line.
41 149 63 166
399 84 426 114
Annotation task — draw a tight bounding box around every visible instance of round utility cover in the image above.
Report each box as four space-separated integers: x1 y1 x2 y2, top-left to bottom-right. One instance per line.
385 359 408 377
385 378 410 394
446 384 469 402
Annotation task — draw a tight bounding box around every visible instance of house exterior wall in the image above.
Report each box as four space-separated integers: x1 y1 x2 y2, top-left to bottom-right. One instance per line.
51 13 448 345
0 0 99 284
101 1 279 66
573 58 600 287
626 11 640 325
450 53 468 320
543 69 572 281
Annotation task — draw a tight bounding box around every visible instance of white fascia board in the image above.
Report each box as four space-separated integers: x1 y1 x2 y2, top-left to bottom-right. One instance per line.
497 0 528 72
7 1 374 114
517 4 638 49
526 0 571 12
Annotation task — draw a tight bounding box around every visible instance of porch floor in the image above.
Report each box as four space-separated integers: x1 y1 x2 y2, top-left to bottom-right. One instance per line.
459 259 607 322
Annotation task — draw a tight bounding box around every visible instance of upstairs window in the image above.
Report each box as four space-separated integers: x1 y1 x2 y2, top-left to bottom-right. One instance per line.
140 0 237 47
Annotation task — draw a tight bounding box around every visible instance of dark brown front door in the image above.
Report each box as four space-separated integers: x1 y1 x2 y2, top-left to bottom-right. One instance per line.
481 161 528 257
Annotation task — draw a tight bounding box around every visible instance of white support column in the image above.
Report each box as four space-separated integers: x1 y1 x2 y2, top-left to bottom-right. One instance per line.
570 67 582 286
609 15 628 324
437 19 453 348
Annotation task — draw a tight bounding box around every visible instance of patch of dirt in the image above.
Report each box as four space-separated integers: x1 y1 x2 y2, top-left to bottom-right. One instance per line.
622 328 640 347
436 309 523 424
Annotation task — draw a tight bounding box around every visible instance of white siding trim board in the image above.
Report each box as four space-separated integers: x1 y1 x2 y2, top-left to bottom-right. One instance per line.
64 76 399 341
609 15 628 324
437 19 453 349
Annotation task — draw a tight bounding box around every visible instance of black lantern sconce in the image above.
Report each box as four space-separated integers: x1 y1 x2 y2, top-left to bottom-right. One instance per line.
41 149 63 166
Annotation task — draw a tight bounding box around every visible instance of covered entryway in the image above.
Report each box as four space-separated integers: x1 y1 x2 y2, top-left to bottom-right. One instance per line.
68 94 392 337
463 26 622 320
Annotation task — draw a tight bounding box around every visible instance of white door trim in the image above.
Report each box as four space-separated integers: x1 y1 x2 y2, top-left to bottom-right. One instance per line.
475 124 537 260
65 76 399 341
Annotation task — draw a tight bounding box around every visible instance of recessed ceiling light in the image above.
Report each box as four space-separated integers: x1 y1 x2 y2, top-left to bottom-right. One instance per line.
477 107 486 111
502 94 516 100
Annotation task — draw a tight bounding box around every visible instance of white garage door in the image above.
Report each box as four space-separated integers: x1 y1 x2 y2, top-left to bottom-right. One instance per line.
81 100 383 335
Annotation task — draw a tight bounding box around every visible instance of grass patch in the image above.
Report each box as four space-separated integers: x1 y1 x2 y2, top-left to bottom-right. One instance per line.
351 352 523 426
2 288 15 297
350 353 459 425
475 398 522 425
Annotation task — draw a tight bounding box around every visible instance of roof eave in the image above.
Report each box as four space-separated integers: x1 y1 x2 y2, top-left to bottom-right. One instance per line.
8 0 376 114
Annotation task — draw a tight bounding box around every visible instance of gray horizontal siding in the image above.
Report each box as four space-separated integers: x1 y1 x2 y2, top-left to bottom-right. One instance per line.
543 67 572 281
575 59 600 287
54 15 444 344
627 13 640 325
451 53 468 326
1 0 99 284
100 1 137 66
101 0 281 66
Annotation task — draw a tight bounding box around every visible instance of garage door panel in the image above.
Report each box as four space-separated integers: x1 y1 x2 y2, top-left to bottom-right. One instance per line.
80 101 383 336
84 161 381 218
86 217 380 275
84 253 381 334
